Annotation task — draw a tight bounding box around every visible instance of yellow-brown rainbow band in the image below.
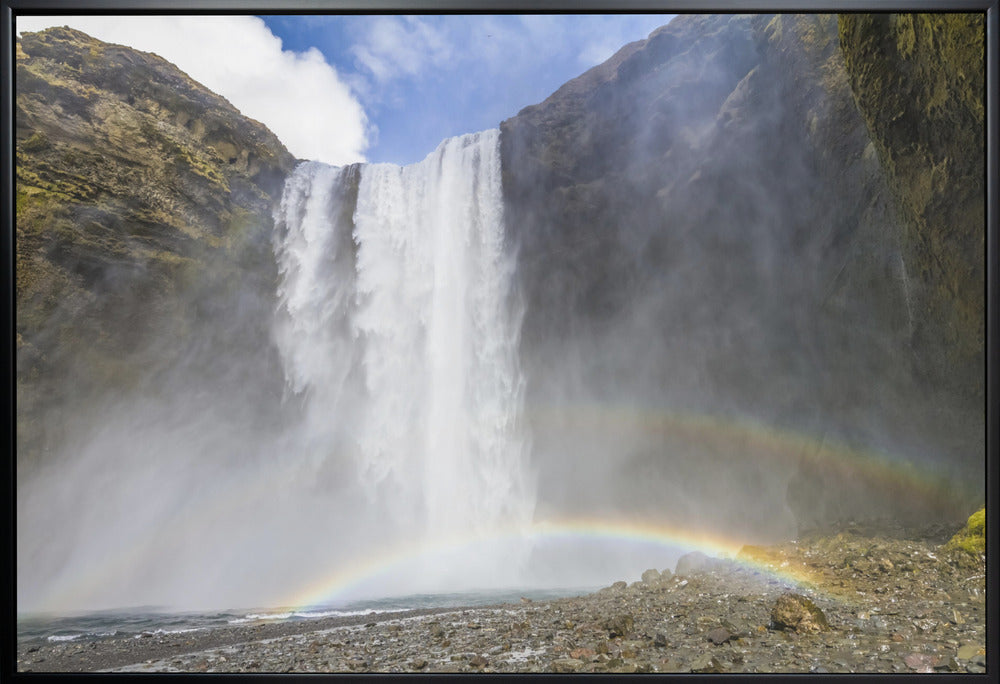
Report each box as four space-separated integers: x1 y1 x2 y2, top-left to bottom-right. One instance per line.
281 516 826 612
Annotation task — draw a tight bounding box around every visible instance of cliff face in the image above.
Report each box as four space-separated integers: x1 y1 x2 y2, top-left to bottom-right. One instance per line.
502 14 984 535
838 13 985 401
16 27 297 470
15 19 984 538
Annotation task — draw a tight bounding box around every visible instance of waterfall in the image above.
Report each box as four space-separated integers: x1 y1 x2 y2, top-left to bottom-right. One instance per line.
273 129 533 554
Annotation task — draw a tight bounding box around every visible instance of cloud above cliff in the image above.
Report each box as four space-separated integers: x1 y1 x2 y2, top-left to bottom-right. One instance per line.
15 15 370 165
262 14 673 163
16 14 675 165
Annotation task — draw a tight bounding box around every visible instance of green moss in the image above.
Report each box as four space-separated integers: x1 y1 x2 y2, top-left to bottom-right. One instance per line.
944 507 985 556
16 26 295 469
837 13 985 399
21 131 49 152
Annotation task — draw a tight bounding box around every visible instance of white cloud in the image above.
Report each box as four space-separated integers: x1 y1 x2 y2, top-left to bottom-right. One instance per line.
349 16 452 84
16 15 369 165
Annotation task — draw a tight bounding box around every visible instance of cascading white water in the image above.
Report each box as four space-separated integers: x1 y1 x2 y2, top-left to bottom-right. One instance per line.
274 130 534 575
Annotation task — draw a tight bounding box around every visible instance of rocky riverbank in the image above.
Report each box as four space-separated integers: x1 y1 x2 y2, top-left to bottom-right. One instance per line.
18 525 986 674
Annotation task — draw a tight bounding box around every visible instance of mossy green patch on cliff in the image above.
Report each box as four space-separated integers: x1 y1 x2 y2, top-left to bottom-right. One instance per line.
944 507 985 556
838 14 984 401
16 26 296 471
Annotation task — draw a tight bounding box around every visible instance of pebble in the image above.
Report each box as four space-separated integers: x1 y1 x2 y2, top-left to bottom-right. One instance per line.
17 529 985 674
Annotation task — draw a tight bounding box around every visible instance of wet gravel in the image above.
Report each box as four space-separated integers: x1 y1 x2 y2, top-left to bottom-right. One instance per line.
18 529 986 673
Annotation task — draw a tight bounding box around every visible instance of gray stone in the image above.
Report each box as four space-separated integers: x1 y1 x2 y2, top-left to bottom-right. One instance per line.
603 614 634 638
706 627 733 644
689 654 726 673
676 551 714 576
957 643 980 660
549 658 584 673
770 593 830 633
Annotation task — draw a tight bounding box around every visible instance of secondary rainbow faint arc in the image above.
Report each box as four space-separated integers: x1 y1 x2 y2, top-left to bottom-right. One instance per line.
530 404 963 504
281 517 818 612
31 409 955 612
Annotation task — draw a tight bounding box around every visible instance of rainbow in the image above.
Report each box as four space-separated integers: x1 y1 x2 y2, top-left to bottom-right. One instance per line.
280 516 824 612
27 408 968 613
280 408 967 611
527 404 965 507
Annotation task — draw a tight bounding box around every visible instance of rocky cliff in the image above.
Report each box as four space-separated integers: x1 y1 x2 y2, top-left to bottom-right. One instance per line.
16 27 296 471
15 18 984 537
838 13 984 402
501 14 984 536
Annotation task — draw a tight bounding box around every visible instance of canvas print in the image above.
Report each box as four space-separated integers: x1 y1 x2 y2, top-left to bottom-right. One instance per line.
14 12 986 674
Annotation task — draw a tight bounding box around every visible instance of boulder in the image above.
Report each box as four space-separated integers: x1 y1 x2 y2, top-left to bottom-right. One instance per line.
769 593 830 633
603 614 634 638
675 551 717 576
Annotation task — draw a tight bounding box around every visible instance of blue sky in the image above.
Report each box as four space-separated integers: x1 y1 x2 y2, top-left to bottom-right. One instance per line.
259 15 675 164
18 14 675 165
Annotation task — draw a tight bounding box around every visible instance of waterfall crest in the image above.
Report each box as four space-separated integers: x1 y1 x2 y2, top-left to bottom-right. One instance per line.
274 129 534 554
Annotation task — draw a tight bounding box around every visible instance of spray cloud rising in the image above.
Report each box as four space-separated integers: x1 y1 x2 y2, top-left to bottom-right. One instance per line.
18 130 540 612
17 14 984 615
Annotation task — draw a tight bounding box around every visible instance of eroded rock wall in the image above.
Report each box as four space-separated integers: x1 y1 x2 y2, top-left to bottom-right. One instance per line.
501 14 984 535
16 28 297 470
838 13 985 402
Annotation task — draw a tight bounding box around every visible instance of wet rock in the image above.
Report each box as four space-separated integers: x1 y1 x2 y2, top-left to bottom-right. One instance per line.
603 614 634 638
620 640 644 657
641 568 661 584
706 627 734 644
934 657 960 672
689 653 726 673
23 522 988 675
675 551 714 576
903 652 938 673
770 594 830 633
957 643 982 660
549 658 584 672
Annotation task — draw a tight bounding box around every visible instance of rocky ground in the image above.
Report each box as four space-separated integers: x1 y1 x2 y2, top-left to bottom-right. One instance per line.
18 525 987 674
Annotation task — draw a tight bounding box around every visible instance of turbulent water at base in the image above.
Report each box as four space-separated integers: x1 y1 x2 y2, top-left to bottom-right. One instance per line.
273 129 534 572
